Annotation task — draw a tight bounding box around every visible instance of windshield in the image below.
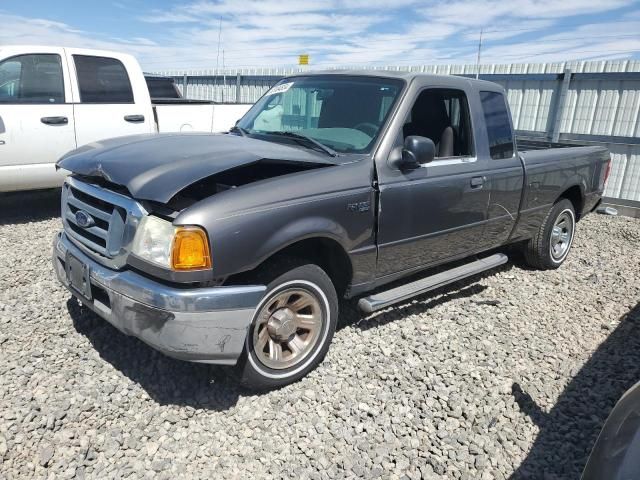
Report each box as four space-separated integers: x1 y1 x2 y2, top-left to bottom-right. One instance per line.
237 75 404 154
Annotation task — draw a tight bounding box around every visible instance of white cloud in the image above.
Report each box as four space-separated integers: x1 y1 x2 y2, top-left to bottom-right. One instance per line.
0 0 637 71
141 12 202 23
473 18 640 63
141 0 335 22
0 14 105 48
423 0 634 26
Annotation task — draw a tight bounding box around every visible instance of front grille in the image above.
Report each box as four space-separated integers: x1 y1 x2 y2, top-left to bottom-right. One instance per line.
62 177 147 268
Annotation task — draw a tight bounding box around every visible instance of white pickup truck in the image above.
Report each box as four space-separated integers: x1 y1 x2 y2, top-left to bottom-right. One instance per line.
0 45 251 192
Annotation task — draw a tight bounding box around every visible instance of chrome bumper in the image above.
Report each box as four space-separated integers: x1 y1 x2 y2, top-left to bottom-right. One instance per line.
53 231 266 365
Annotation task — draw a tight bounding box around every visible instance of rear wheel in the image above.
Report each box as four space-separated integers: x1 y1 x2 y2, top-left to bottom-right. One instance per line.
238 261 338 390
524 198 576 270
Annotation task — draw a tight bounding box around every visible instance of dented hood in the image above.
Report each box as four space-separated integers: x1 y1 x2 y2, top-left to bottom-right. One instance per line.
57 133 336 203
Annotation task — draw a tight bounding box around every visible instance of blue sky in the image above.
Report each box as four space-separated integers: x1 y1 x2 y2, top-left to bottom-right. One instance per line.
1 0 639 71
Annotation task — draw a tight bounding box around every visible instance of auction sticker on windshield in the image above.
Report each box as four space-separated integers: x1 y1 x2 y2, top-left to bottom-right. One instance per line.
267 82 293 95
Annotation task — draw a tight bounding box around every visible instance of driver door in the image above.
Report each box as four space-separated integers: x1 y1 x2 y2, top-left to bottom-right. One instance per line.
376 86 491 277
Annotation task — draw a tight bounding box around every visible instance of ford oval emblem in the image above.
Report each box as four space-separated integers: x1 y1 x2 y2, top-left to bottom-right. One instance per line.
75 210 95 228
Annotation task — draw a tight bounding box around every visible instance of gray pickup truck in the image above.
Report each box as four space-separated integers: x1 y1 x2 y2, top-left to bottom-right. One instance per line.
53 71 610 388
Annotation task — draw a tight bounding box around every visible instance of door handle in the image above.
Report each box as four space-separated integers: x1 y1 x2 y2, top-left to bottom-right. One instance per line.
124 114 145 123
470 176 485 188
0 140 4 145
41 116 68 125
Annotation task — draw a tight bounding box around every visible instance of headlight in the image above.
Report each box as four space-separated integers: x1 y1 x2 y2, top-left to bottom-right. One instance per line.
131 216 211 271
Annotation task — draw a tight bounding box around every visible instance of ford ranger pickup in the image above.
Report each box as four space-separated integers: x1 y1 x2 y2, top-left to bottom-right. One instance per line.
52 71 611 388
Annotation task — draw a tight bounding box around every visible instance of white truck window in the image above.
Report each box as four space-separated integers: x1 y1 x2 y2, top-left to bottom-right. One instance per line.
73 55 134 104
0 54 64 104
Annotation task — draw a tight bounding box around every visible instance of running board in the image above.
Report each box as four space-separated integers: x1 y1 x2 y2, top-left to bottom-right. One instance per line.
358 253 508 313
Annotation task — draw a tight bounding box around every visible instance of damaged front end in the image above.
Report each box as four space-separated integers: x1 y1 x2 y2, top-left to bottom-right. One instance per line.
165 159 330 211
57 132 337 204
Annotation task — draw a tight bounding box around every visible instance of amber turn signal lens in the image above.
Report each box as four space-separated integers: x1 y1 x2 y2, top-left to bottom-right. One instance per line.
171 227 211 270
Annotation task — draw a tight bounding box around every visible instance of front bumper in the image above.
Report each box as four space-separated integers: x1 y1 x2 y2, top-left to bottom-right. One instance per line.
53 231 266 365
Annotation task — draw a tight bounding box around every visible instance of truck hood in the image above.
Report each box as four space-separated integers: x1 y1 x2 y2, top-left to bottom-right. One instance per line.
57 133 337 203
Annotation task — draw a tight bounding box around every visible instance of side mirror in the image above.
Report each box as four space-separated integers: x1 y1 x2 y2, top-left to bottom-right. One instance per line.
403 135 435 166
388 136 436 170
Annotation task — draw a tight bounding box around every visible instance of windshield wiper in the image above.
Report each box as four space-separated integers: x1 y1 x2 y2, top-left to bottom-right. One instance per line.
266 131 337 157
229 125 248 137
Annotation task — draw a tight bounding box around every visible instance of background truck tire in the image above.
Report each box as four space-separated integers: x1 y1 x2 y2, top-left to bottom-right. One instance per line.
524 198 576 270
238 260 338 390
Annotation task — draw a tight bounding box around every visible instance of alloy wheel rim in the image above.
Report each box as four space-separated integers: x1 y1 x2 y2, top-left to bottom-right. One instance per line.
550 210 574 261
252 287 324 370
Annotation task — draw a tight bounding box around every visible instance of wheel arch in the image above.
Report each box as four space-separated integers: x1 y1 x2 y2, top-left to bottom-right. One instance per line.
226 235 353 298
556 183 585 220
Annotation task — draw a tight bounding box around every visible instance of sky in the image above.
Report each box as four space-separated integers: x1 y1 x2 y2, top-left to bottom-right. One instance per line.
0 0 639 72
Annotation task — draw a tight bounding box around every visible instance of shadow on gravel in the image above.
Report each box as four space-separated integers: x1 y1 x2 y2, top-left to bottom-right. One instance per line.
0 188 61 225
67 299 242 411
512 302 640 479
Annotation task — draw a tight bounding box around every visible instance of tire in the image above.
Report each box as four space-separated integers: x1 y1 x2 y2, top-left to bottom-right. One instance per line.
524 198 576 270
238 261 338 390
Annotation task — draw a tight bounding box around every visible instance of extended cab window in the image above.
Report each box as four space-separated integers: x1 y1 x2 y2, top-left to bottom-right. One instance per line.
480 91 514 159
74 55 134 103
0 54 64 104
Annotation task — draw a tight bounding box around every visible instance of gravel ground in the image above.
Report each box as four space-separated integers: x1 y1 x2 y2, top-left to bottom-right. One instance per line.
1 189 640 480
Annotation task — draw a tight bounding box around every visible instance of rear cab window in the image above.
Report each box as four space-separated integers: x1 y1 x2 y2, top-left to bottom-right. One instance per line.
480 91 515 159
0 54 64 104
146 76 181 99
73 55 134 103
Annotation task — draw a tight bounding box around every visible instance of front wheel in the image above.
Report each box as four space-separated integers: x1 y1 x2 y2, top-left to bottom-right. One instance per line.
238 262 338 390
524 198 576 270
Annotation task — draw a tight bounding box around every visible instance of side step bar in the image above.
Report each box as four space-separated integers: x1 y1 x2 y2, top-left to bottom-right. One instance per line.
358 253 508 313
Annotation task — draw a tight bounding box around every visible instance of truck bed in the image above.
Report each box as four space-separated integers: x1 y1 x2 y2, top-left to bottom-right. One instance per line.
151 98 216 105
516 135 585 152
513 136 609 243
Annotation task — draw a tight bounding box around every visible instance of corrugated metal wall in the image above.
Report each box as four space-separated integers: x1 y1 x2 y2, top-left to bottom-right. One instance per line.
157 60 640 202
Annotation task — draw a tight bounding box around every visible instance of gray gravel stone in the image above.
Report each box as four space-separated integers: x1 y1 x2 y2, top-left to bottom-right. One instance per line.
38 444 54 467
1 190 639 479
0 435 7 460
